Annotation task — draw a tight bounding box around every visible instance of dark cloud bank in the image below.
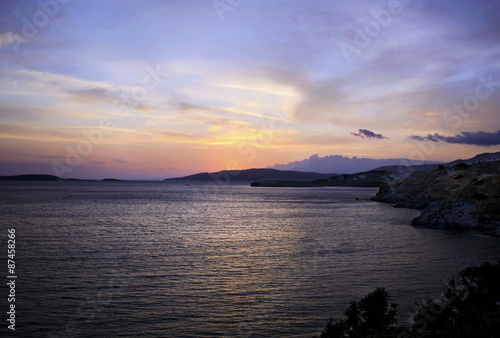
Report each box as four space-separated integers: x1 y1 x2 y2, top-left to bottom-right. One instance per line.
351 129 389 140
271 154 437 174
409 130 500 146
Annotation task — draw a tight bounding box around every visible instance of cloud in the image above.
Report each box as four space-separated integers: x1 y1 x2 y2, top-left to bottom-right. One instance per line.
258 0 500 133
0 32 23 48
351 129 389 140
161 130 194 138
409 130 500 146
174 102 211 112
69 87 110 99
271 154 439 174
172 101 276 121
66 87 154 111
115 159 130 164
0 68 113 90
89 160 106 166
34 155 67 159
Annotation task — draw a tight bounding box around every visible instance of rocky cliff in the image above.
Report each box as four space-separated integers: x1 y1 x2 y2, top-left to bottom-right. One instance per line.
372 161 500 234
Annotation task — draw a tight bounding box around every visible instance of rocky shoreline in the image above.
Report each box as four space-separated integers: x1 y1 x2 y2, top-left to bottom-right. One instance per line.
251 170 410 187
371 161 500 236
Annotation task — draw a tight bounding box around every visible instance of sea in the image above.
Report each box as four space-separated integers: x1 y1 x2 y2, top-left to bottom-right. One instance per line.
1 181 499 337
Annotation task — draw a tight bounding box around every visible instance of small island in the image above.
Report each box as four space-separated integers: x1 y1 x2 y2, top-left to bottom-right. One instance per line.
0 175 123 182
0 174 63 181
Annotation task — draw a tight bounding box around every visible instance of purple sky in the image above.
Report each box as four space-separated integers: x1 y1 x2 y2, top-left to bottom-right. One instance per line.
0 0 499 179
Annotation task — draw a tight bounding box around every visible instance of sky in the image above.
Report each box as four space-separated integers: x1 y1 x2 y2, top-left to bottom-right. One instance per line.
0 0 499 179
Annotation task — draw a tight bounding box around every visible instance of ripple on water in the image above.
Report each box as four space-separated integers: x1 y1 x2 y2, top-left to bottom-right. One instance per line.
1 182 499 337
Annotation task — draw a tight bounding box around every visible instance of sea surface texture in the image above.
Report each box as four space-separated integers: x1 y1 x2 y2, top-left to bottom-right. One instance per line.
1 181 500 337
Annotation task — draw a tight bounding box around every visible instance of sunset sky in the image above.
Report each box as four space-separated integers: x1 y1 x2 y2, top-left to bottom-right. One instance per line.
1 0 499 179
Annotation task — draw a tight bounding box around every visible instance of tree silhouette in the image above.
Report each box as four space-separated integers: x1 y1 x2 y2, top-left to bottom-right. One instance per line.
412 261 500 337
317 261 500 338
320 287 398 337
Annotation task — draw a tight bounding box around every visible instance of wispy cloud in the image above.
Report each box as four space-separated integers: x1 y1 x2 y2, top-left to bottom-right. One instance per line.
67 87 110 99
0 32 23 48
173 101 212 113
172 100 283 121
66 87 155 111
0 68 114 91
218 107 283 120
351 129 389 140
409 130 500 146
115 159 130 164
205 81 297 97
34 155 67 159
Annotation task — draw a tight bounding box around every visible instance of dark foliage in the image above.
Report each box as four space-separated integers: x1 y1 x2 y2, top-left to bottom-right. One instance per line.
411 261 500 337
454 163 471 171
319 287 399 338
317 261 500 338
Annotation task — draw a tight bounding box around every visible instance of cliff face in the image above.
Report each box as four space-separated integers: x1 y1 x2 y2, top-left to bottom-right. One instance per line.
372 161 500 233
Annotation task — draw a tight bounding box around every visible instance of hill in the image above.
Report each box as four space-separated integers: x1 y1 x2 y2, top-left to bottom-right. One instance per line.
0 175 112 182
445 151 500 167
370 151 500 173
165 168 335 182
0 174 62 181
250 170 410 187
370 163 440 173
372 161 500 234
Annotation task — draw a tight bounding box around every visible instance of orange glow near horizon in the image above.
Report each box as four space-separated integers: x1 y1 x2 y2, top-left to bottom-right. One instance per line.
1 2 499 179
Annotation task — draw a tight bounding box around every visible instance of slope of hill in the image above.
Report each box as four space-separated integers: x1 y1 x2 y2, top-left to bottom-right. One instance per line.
370 163 441 173
251 170 410 187
165 168 336 182
370 151 500 173
446 151 500 167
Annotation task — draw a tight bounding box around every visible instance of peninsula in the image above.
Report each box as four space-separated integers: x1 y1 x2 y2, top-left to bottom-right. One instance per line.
372 160 500 234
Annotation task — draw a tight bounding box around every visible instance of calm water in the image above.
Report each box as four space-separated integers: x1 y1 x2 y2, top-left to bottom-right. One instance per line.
1 181 499 337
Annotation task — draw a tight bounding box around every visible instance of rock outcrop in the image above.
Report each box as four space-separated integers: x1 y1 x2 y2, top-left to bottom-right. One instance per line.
372 161 500 234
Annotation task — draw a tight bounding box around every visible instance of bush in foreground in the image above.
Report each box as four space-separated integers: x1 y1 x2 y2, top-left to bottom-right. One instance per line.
317 261 500 338
319 287 400 337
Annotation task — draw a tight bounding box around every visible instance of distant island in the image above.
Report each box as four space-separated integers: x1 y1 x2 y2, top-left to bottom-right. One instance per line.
165 168 335 182
0 175 121 182
0 174 64 181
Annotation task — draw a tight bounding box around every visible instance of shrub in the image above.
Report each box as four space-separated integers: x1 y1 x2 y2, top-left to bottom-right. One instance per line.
411 261 500 337
317 261 500 338
454 163 470 171
319 287 398 338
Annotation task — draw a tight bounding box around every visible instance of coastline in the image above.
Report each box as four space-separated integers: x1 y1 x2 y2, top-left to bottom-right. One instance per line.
371 161 500 236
